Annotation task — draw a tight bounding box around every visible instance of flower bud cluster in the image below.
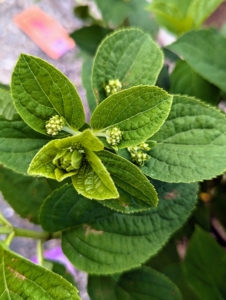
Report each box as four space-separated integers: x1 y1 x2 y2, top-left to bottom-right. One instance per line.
45 115 65 136
104 79 122 96
128 142 150 166
106 127 123 146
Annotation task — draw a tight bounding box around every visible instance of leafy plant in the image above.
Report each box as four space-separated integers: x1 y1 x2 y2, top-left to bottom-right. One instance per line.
1 15 226 299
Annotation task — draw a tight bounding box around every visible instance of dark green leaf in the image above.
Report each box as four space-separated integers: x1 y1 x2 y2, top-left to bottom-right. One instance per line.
62 181 198 274
11 54 85 134
92 29 163 103
184 227 226 300
170 60 220 105
142 95 226 182
0 88 16 120
0 242 81 299
88 266 182 300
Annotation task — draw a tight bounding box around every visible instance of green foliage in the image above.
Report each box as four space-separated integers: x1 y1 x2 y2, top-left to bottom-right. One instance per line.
142 96 226 182
149 0 224 35
184 227 226 300
92 29 163 102
88 266 182 299
170 60 220 105
0 242 81 299
0 88 16 120
168 29 226 93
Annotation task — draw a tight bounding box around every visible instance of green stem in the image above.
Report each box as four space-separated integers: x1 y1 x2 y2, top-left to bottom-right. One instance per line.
0 226 13 234
0 213 12 226
63 126 80 136
5 231 15 246
37 240 44 266
14 228 61 240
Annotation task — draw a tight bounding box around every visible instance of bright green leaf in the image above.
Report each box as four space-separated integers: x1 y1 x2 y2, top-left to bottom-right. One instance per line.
0 242 80 299
142 95 226 182
0 83 10 91
97 150 158 207
0 166 61 224
168 30 226 93
170 60 220 105
62 181 198 274
91 85 173 148
88 266 182 300
92 29 163 103
40 184 112 232
0 114 51 174
0 88 16 120
184 227 226 300
11 54 85 134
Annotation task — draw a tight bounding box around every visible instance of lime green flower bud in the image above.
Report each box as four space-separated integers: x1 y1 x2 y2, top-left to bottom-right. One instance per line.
128 142 150 166
104 79 122 96
46 115 65 136
106 127 123 146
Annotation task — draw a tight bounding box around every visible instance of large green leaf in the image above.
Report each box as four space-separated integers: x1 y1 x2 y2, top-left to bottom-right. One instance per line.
149 0 223 35
0 88 16 120
170 60 220 105
91 85 172 148
92 29 163 103
0 166 60 224
61 181 198 274
141 95 226 182
88 266 182 300
0 242 80 299
184 227 226 300
81 57 97 113
47 260 77 287
97 150 158 207
11 54 85 134
0 114 51 174
168 30 226 93
71 25 112 56
95 0 147 27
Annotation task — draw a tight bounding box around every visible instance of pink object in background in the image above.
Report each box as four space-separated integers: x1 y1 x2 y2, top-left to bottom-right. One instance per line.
13 6 75 59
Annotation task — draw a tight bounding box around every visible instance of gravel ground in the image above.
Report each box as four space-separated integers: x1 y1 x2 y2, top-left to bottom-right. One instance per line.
0 0 89 298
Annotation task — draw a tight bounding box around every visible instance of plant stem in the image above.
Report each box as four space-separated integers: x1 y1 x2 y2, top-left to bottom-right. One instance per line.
0 212 12 226
0 225 13 234
14 228 61 240
5 231 15 246
37 240 44 266
63 126 80 136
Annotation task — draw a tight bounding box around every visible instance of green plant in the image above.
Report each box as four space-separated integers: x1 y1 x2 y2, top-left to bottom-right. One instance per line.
1 23 226 299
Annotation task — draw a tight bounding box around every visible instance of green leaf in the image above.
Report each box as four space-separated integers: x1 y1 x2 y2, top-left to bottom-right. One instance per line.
0 242 81 299
0 83 10 91
184 227 226 300
94 0 147 27
91 85 173 148
62 181 198 274
0 88 16 120
28 129 104 180
0 166 60 224
92 29 163 103
149 0 224 35
0 114 51 174
170 60 220 105
141 95 226 182
156 65 170 92
81 57 97 114
47 260 77 287
72 150 119 200
168 30 226 93
71 25 112 56
40 184 112 232
11 54 85 134
88 266 182 300
97 150 158 207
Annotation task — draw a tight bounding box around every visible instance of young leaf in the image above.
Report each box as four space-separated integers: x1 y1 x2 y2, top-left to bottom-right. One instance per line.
72 150 119 200
170 60 220 105
91 85 173 148
168 30 226 93
142 95 226 183
0 114 51 174
0 242 81 299
61 181 198 274
0 166 60 224
88 266 182 300
0 88 16 120
183 227 226 300
97 150 158 207
40 184 112 232
92 29 163 102
11 54 85 134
